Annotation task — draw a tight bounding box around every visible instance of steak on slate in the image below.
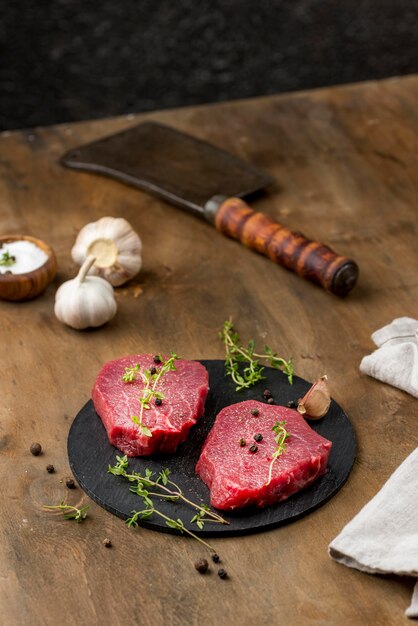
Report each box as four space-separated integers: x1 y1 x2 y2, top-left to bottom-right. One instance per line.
196 400 332 510
92 354 209 456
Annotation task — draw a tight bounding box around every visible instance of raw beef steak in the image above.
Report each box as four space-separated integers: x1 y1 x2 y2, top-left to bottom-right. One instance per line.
92 355 209 456
196 400 332 510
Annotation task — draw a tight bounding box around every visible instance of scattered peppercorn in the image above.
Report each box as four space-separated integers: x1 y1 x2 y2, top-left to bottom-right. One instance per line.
155 398 162 406
212 553 220 563
150 366 157 375
251 408 259 416
46 464 55 473
66 478 76 489
239 438 246 447
30 442 42 456
194 558 209 574
267 398 275 405
287 400 297 408
153 355 161 364
263 389 272 399
218 568 228 579
103 538 112 548
249 444 258 453
254 433 263 442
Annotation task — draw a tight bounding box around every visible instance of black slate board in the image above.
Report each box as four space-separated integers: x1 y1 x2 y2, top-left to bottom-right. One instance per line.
68 360 356 537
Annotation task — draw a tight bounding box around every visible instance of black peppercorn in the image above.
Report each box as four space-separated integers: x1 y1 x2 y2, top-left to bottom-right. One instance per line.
194 558 209 574
66 478 75 489
153 355 161 364
103 538 112 548
251 408 259 416
287 400 297 408
263 389 272 399
218 568 227 579
46 464 55 473
155 398 162 406
212 553 220 563
254 433 263 442
239 438 246 447
267 398 275 405
30 442 42 456
249 444 258 453
150 366 157 375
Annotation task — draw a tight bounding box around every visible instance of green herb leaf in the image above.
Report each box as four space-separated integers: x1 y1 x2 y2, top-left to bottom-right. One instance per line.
139 424 152 438
126 511 140 527
165 519 180 530
0 251 15 267
158 468 171 485
121 364 140 383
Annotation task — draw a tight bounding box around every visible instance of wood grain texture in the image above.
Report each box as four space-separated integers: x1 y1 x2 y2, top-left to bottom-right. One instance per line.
1 75 418 626
215 197 359 295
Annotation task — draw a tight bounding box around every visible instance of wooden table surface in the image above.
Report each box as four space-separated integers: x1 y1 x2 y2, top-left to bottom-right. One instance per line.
1 75 417 626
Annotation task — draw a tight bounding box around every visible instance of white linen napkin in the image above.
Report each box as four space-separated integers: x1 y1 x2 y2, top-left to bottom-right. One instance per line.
328 447 418 618
360 317 418 398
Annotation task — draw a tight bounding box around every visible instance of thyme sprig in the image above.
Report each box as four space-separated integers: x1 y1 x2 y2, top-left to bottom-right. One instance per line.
121 353 179 438
220 319 294 391
108 455 228 527
265 420 290 486
42 501 90 522
126 508 216 553
0 251 15 267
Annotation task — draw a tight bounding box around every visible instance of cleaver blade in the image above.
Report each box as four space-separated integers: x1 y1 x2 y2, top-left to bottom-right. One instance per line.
61 121 274 216
61 121 358 296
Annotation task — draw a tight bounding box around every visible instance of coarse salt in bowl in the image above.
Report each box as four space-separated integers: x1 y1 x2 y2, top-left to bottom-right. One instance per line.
0 235 57 301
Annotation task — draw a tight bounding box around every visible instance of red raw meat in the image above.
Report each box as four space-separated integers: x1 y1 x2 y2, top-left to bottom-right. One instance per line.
92 354 209 456
196 400 332 510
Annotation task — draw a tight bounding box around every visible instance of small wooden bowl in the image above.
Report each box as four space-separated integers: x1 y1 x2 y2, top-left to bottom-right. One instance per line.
0 235 57 301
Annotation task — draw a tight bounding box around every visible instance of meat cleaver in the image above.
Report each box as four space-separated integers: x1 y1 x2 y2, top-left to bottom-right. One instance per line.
61 121 358 296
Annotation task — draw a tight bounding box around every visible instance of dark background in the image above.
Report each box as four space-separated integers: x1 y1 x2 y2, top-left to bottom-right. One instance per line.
1 0 417 130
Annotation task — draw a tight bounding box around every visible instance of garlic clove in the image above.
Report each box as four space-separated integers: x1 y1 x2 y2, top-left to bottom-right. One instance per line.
297 375 331 420
71 216 142 287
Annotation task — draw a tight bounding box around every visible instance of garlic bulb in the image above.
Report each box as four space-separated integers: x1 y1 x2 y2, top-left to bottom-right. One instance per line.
54 256 117 329
71 217 142 286
297 375 331 420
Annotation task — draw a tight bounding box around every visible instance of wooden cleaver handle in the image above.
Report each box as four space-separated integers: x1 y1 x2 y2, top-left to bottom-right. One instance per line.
213 197 359 296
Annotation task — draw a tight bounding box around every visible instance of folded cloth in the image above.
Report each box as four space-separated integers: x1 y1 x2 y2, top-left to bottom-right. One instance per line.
329 447 418 619
360 317 418 398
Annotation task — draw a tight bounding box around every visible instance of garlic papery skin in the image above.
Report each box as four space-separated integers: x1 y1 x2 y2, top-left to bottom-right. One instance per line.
54 256 117 330
297 375 331 420
71 217 142 286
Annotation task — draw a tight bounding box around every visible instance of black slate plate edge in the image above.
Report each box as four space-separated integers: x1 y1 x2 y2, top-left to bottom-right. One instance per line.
68 360 356 538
